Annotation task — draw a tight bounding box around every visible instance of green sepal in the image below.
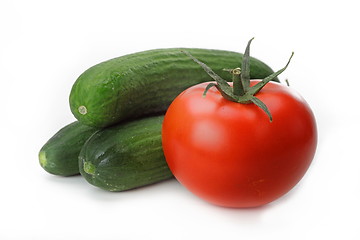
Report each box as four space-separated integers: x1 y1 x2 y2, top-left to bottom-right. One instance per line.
240 38 254 92
248 52 294 96
182 51 233 94
250 96 273 122
203 83 217 97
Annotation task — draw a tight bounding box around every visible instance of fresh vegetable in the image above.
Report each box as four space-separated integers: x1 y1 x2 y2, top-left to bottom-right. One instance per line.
39 121 98 176
79 115 172 191
162 39 317 208
69 48 278 127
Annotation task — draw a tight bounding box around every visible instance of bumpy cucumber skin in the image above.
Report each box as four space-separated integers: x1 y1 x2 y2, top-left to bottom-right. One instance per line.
39 121 98 176
70 48 278 127
79 115 172 191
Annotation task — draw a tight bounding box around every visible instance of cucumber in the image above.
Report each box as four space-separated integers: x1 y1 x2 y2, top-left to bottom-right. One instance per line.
70 48 277 127
39 121 98 176
79 115 172 191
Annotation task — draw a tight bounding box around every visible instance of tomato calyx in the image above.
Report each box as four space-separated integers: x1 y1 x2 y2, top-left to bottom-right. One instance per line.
183 38 294 122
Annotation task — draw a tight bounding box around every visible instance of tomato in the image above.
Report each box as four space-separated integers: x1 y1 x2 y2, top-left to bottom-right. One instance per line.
162 80 317 208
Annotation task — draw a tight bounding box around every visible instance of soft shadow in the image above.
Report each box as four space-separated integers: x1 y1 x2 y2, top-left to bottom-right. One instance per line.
43 173 292 224
196 198 274 224
83 178 179 202
44 173 85 187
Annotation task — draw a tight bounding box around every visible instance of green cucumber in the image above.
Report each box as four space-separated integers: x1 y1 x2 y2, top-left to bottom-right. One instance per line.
70 48 277 127
39 121 98 176
79 115 172 191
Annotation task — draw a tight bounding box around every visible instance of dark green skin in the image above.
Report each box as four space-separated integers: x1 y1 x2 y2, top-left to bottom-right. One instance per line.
79 115 172 192
39 121 98 176
70 48 278 127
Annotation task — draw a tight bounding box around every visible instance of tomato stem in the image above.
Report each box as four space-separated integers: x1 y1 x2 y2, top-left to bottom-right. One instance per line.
231 68 244 96
183 39 293 122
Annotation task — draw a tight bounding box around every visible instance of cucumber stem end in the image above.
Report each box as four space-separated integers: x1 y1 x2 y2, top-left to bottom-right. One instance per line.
39 151 47 167
84 161 96 175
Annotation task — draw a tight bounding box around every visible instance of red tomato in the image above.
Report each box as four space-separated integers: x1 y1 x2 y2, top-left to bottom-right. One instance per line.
162 80 317 208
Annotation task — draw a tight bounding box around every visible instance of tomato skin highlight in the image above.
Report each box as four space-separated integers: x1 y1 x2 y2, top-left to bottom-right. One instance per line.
162 80 317 208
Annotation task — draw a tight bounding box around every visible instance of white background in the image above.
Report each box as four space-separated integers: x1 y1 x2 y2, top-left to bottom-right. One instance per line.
1 0 359 239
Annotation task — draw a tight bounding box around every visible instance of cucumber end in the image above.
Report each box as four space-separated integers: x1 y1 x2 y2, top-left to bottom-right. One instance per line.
84 161 96 175
78 105 87 115
39 151 47 167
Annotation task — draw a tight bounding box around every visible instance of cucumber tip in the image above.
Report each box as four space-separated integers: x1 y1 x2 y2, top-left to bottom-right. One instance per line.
78 106 87 115
39 151 47 167
84 161 96 175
